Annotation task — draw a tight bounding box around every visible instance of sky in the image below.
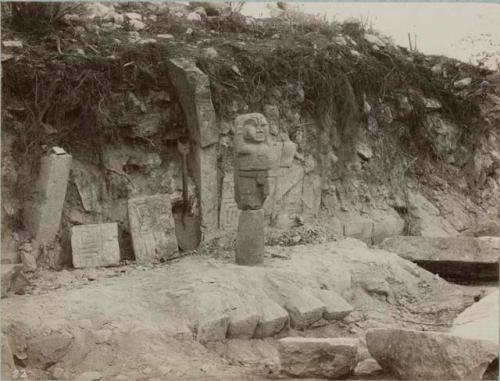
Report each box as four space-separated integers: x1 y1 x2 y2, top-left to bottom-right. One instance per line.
242 2 500 69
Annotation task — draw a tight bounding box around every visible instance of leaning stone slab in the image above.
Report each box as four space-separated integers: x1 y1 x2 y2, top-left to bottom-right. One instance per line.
380 236 500 280
71 223 120 268
278 337 359 379
315 290 354 320
24 147 72 255
167 58 218 148
284 290 325 329
128 194 178 264
450 290 499 344
366 328 497 380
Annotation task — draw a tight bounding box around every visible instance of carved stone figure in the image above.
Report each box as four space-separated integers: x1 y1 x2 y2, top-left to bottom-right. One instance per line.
233 113 272 210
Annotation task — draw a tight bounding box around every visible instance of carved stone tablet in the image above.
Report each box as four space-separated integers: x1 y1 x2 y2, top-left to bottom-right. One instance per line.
128 194 178 264
71 223 120 268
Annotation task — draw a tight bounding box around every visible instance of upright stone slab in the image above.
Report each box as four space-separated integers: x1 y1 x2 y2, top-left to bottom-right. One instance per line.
167 58 219 236
128 194 178 264
71 223 120 268
24 147 72 254
236 210 265 265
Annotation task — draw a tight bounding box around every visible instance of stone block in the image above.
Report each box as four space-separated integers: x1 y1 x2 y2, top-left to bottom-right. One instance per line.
24 147 72 252
128 194 178 264
315 290 354 320
227 307 260 339
236 209 265 266
367 328 497 380
254 299 289 338
196 316 229 343
284 290 325 329
380 236 500 280
278 337 359 379
71 223 120 268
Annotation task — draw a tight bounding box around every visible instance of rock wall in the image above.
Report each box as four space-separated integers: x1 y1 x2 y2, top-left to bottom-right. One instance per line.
1 6 499 266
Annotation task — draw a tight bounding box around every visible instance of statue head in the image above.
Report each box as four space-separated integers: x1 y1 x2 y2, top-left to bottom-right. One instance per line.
235 113 269 143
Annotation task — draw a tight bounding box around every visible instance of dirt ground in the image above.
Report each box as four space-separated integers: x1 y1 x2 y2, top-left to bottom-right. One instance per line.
2 238 490 381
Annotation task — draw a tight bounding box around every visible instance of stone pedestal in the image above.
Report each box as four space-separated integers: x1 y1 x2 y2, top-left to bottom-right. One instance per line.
236 209 265 265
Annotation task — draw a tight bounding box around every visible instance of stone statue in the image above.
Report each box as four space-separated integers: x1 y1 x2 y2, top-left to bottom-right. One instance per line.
233 113 272 210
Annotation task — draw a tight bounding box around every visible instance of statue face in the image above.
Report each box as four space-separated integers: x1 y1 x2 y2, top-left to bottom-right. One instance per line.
245 117 268 142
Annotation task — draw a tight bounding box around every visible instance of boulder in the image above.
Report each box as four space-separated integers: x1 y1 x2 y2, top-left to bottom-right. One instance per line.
278 337 359 379
366 328 497 380
450 290 499 344
380 236 500 280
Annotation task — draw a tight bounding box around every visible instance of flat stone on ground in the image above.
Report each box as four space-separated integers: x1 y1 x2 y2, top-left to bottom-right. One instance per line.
71 223 120 268
278 337 359 379
366 328 497 380
284 290 325 329
254 299 289 338
380 236 500 280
